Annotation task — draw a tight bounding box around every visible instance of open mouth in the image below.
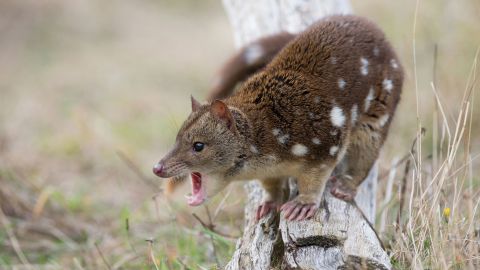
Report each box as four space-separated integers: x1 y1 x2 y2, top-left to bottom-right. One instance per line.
186 172 206 206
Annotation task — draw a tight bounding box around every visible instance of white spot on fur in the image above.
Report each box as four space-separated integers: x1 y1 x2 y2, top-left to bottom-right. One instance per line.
331 57 337 64
308 112 315 119
360 57 369 76
377 114 390 127
351 104 358 125
250 145 259 154
330 130 338 136
292 144 308 156
338 78 346 90
314 96 321 104
330 106 346 127
244 44 263 64
364 87 375 112
312 138 321 145
329 146 339 156
273 129 289 144
278 134 289 144
373 47 379 56
383 79 393 92
390 59 399 69
337 146 347 161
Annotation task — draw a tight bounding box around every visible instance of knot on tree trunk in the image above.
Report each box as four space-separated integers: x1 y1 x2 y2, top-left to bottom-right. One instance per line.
225 180 391 270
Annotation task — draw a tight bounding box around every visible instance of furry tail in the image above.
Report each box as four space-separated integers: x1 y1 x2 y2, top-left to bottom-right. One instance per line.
207 32 296 101
163 175 187 197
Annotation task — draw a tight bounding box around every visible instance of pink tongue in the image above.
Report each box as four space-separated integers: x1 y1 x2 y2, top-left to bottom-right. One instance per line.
186 172 206 206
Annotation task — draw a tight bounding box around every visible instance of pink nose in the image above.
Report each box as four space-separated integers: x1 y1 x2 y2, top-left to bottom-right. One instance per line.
152 163 164 176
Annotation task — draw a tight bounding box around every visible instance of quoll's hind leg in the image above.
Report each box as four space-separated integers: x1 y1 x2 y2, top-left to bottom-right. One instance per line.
330 123 385 201
281 165 335 221
331 76 397 201
256 177 287 221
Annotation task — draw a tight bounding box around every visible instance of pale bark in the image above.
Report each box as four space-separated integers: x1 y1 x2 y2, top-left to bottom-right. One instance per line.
222 0 390 269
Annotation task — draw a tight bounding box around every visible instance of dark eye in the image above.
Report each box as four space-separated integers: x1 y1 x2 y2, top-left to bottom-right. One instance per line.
193 142 205 152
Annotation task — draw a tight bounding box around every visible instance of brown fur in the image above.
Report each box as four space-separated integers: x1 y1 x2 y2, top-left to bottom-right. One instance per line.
164 32 295 196
156 15 404 221
208 32 296 101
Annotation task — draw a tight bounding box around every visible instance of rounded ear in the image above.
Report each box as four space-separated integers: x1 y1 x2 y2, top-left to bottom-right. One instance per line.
191 95 202 112
210 100 236 132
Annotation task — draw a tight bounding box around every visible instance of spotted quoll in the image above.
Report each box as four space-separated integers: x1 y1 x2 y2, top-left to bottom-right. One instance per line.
153 15 403 221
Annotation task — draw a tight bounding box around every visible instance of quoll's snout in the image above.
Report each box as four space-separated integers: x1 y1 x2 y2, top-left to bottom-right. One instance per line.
152 162 164 177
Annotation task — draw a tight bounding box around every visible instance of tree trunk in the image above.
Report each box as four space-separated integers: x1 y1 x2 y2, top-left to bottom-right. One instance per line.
222 0 391 269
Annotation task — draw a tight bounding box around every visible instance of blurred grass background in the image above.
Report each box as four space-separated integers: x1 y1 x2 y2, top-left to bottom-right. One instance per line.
0 0 479 269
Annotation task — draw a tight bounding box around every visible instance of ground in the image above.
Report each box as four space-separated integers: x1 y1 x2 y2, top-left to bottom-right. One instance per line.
0 0 479 269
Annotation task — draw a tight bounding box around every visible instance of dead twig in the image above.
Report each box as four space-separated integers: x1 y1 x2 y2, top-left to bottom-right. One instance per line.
379 158 398 234
0 207 31 267
176 257 194 270
94 241 112 270
397 128 425 230
378 152 412 180
191 213 239 240
116 150 161 191
146 239 160 270
204 205 220 266
125 218 138 254
111 253 141 270
351 200 386 251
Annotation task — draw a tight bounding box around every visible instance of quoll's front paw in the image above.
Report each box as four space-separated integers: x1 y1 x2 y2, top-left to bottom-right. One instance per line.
256 201 279 222
329 176 357 201
280 195 319 221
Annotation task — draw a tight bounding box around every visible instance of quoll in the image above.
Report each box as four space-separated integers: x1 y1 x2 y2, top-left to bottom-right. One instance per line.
153 15 403 221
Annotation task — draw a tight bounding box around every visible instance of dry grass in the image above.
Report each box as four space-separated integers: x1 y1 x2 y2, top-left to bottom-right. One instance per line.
362 1 480 268
0 0 479 269
382 48 480 268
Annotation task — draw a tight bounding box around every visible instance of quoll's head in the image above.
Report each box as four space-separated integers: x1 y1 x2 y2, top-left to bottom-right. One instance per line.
153 96 244 206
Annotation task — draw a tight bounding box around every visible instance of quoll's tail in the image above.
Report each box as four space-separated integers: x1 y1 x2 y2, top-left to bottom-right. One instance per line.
164 33 295 197
164 175 188 197
164 178 177 196
207 32 296 101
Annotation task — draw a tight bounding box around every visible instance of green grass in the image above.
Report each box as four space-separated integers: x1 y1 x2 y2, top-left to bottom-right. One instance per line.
0 0 479 268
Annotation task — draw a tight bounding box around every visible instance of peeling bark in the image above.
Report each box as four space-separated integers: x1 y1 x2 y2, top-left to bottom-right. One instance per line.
222 1 390 269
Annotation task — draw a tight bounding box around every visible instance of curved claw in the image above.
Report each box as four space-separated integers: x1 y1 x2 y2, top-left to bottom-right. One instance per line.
281 200 318 221
330 178 357 201
255 201 279 222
